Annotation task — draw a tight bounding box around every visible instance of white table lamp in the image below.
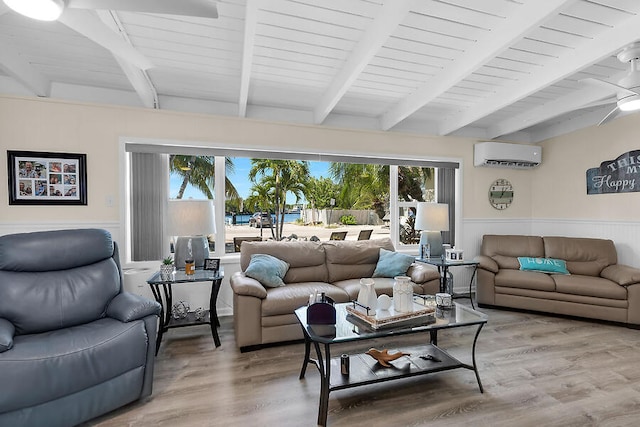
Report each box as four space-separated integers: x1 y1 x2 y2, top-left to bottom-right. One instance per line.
414 202 449 257
168 199 216 268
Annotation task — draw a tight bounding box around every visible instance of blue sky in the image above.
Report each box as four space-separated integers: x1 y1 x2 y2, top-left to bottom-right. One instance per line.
170 158 332 204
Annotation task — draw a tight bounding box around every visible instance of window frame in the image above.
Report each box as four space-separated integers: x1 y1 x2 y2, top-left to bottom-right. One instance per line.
120 137 462 264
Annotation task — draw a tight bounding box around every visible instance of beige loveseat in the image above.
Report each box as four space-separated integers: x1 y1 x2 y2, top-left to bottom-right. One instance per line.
230 238 440 351
476 234 640 326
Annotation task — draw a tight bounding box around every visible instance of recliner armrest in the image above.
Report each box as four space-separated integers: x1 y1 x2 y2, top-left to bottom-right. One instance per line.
601 264 640 286
0 318 15 353
475 255 499 274
107 292 161 323
230 272 268 299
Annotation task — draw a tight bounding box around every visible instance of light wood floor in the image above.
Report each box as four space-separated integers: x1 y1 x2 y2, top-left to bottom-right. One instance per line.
85 303 640 427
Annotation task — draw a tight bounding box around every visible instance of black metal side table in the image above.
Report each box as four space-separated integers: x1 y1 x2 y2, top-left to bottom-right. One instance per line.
147 268 224 354
417 257 479 308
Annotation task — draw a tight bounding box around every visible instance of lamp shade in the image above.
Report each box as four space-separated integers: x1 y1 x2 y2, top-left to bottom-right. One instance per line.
168 199 216 237
414 202 449 232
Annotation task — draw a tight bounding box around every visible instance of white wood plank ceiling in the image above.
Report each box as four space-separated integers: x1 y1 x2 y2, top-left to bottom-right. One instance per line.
1 0 639 143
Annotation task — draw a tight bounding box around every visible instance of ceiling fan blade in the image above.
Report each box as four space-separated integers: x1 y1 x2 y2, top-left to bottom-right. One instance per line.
581 77 638 97
582 98 616 109
66 0 218 18
59 9 153 70
0 3 9 16
597 105 621 126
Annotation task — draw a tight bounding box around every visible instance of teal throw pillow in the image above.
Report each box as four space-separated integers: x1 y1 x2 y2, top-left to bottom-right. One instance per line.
518 257 570 275
245 254 290 288
373 248 415 278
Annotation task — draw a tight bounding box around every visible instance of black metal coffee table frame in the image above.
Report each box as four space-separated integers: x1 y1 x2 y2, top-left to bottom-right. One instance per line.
295 302 487 426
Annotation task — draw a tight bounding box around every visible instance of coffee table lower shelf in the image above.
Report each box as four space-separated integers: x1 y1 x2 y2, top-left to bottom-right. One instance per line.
299 340 483 426
327 344 464 389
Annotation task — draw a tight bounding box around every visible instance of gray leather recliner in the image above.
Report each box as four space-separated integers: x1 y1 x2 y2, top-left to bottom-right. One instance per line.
0 228 161 427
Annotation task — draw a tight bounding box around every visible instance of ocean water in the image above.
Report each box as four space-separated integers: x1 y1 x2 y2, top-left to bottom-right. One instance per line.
225 212 301 225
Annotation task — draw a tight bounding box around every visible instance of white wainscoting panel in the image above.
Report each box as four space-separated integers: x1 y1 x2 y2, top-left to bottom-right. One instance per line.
532 219 640 267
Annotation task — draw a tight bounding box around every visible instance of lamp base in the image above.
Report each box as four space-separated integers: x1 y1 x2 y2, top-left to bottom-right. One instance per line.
174 236 209 269
419 231 444 257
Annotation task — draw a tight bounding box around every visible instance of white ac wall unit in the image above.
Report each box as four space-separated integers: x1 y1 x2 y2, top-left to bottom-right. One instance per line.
474 142 541 169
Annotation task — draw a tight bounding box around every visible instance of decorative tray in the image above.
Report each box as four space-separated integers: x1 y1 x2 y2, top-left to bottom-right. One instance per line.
346 302 435 330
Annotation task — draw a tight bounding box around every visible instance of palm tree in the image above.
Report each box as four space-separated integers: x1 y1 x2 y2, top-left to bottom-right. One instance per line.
330 162 389 218
246 182 276 239
249 159 310 240
398 166 433 202
169 155 239 201
330 163 433 228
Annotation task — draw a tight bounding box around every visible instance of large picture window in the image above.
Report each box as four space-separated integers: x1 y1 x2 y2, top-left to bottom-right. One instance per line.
124 142 459 262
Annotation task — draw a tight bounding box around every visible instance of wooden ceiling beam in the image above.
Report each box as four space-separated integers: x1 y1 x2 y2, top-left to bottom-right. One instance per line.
96 10 157 109
380 0 573 131
486 74 628 139
238 0 258 117
439 10 640 136
313 0 414 125
0 37 51 97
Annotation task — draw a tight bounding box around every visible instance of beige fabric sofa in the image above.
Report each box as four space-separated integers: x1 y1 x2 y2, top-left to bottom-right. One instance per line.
476 234 640 326
230 238 440 351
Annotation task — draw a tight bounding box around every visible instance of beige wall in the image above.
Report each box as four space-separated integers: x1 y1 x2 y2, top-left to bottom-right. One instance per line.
1 94 637 229
1 95 480 225
534 113 640 221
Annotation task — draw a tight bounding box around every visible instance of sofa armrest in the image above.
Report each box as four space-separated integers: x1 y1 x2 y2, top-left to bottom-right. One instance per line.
601 264 640 286
407 263 440 284
475 255 499 274
230 272 268 299
107 292 161 323
0 318 15 353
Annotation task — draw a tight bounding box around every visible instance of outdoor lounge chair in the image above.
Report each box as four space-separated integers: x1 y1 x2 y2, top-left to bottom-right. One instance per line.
329 231 347 241
357 229 373 240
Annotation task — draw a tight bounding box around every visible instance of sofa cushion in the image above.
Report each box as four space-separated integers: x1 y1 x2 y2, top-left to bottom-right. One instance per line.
543 237 617 276
482 235 545 270
261 282 350 317
518 257 569 275
495 269 556 292
245 254 289 288
553 274 628 300
0 228 114 272
372 248 414 278
0 317 148 413
323 238 395 283
240 241 328 284
0 259 121 335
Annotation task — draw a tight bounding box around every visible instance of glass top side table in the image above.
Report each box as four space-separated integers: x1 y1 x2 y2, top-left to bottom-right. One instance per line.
417 257 479 309
147 268 224 354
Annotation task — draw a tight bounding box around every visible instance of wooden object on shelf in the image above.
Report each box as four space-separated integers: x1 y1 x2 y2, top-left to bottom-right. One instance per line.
365 348 411 367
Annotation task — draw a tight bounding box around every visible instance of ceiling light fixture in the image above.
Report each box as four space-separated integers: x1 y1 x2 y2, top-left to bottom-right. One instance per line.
3 0 64 21
618 96 640 112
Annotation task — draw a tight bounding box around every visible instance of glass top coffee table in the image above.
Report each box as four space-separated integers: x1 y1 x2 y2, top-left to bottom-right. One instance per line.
295 299 487 426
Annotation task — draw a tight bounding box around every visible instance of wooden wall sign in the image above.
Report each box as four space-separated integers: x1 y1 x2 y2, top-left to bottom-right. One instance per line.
587 150 640 195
